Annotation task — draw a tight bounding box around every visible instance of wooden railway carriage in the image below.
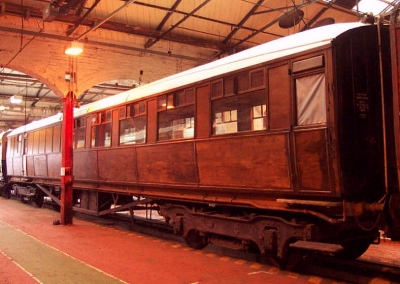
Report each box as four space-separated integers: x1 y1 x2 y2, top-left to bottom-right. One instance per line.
0 131 11 197
4 22 400 262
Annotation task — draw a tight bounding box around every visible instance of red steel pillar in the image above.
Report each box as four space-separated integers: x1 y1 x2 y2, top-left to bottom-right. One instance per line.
60 90 75 225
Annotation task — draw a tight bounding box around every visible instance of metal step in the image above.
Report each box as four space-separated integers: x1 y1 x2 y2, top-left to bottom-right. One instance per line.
289 240 344 253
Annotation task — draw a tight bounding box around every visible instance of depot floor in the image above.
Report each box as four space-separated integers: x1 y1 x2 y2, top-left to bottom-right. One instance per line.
0 197 398 284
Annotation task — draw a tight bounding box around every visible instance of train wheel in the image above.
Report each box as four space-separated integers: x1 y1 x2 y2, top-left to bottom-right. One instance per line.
184 230 208 249
334 240 370 260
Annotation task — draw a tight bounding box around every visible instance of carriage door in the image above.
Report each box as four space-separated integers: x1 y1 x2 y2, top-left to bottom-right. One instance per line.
16 134 28 177
292 60 332 193
21 134 28 177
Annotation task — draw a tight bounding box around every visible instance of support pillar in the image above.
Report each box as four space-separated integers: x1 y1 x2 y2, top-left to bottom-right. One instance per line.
60 90 75 225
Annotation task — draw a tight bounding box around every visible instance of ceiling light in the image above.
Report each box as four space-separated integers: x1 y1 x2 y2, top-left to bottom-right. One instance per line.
10 95 23 104
65 41 84 56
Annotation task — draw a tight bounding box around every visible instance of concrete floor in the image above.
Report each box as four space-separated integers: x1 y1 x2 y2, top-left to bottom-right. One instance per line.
0 197 397 284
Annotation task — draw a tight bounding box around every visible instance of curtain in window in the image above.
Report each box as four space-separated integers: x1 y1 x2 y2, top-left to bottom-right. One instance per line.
296 73 326 125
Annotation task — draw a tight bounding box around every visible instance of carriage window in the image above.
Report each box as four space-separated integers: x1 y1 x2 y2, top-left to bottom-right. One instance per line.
74 117 86 149
158 89 195 141
119 101 147 145
296 73 326 125
292 55 324 73
92 111 111 147
214 109 238 134
253 104 267 130
212 90 266 135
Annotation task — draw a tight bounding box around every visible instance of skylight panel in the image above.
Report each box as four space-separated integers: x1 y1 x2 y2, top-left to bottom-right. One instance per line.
353 0 394 15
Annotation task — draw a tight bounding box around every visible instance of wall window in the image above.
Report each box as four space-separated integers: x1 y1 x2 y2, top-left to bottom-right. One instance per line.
74 117 86 149
119 101 147 145
91 111 111 147
212 90 266 135
158 88 195 141
295 73 326 125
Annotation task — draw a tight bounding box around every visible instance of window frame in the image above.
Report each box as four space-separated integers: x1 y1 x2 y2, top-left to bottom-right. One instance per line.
293 70 327 127
91 111 112 148
157 88 195 141
119 101 147 145
74 117 86 149
211 89 267 136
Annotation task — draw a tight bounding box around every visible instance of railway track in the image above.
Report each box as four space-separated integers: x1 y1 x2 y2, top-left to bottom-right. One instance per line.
297 254 400 283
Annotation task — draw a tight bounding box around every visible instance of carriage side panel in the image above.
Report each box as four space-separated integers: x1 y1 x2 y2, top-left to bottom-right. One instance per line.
146 99 158 144
268 64 291 130
47 153 61 178
98 147 138 182
136 142 197 184
196 134 291 189
74 150 98 180
196 84 211 139
26 155 34 176
33 155 48 177
294 129 330 192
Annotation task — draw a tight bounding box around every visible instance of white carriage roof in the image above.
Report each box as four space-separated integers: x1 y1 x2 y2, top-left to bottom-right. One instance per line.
9 22 365 137
75 22 364 115
8 113 63 136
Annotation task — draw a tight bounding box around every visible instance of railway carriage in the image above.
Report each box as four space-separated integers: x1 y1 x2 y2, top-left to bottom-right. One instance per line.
0 130 10 197
2 21 400 263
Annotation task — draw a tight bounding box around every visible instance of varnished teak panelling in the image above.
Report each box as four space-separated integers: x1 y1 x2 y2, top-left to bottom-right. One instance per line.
47 153 61 178
196 135 291 189
33 155 48 177
268 64 291 130
97 148 138 182
136 143 197 184
74 151 98 180
294 129 331 192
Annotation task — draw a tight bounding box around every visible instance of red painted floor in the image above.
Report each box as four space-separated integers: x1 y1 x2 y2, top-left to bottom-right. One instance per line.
0 197 398 283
